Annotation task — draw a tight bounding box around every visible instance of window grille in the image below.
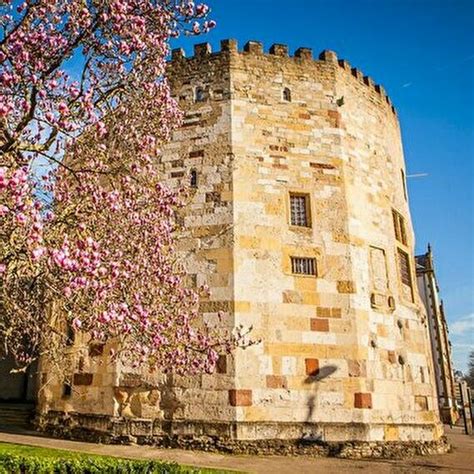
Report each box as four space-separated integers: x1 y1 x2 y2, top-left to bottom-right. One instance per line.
398 249 412 287
290 194 310 227
291 257 317 276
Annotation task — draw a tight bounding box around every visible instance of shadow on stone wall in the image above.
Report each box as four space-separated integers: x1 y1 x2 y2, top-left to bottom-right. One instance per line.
302 364 338 441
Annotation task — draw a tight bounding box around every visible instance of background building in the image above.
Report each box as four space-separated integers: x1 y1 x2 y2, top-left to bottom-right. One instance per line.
416 245 458 425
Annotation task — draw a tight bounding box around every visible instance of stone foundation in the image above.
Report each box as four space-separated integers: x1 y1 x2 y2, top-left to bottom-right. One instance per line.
36 411 449 459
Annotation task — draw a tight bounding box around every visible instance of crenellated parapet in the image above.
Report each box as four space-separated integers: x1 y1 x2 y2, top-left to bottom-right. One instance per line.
170 39 396 115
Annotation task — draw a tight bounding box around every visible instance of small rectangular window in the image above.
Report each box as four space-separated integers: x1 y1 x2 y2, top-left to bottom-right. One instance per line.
190 169 198 188
62 381 72 398
401 169 407 201
398 248 412 287
392 209 407 245
290 194 310 227
291 257 317 276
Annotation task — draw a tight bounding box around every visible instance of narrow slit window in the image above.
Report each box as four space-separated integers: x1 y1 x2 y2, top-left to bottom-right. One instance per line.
283 87 291 102
290 193 310 227
401 169 407 201
190 169 198 188
66 321 75 346
62 381 72 398
291 257 317 276
195 87 205 102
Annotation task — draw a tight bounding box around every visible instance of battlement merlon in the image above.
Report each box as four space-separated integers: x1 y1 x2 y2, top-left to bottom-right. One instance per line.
169 39 397 115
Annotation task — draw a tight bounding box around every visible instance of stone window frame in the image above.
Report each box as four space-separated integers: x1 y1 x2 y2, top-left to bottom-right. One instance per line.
368 245 395 311
288 192 312 229
396 247 415 303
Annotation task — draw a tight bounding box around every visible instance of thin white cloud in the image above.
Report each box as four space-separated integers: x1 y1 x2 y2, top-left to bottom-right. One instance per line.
450 313 474 336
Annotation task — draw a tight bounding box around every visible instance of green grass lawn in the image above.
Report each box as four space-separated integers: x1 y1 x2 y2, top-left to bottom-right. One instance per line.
0 442 238 474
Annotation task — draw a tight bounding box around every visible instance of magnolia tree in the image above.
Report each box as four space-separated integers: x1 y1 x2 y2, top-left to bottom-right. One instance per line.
0 0 250 377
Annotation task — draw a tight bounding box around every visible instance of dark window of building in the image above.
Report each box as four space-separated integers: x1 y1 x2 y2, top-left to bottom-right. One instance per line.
291 257 317 276
392 209 407 245
290 193 310 227
62 381 72 398
66 321 74 346
190 169 198 188
401 169 408 201
195 87 205 102
397 248 412 287
283 87 291 102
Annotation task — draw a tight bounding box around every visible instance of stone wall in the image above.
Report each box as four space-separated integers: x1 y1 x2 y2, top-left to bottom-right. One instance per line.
37 39 443 449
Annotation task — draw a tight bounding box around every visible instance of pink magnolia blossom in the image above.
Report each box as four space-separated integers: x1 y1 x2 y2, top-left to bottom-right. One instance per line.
0 0 252 377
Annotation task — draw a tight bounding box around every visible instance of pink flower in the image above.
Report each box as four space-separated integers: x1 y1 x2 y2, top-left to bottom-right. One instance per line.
72 318 82 330
58 102 69 115
31 247 45 261
16 213 27 224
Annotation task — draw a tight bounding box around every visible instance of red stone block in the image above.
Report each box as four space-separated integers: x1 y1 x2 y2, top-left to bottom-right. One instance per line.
310 318 329 332
305 358 319 376
228 389 252 406
354 392 372 409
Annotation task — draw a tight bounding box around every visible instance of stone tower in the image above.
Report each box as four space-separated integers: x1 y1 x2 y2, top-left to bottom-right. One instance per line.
37 39 445 453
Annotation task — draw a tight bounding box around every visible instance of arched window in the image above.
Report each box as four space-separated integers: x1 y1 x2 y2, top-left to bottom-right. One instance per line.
190 169 198 188
195 87 205 102
283 87 291 102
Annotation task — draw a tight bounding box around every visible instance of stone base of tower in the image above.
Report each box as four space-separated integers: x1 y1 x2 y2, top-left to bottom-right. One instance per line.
36 411 449 458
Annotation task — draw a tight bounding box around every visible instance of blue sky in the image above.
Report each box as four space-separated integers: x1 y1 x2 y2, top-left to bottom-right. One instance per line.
174 0 474 371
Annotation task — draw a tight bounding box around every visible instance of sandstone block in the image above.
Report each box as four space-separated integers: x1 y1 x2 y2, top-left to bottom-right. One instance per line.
348 360 367 378
310 318 330 332
305 358 319 376
73 373 93 386
337 281 356 294
415 395 429 411
266 375 288 389
229 389 252 407
354 392 372 409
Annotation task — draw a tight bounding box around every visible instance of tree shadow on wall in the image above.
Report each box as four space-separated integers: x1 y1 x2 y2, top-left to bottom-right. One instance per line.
302 364 338 442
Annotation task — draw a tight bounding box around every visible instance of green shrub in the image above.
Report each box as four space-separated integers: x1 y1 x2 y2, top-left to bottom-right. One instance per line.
0 451 187 474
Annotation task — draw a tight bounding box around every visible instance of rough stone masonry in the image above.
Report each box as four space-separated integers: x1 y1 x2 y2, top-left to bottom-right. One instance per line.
36 39 448 457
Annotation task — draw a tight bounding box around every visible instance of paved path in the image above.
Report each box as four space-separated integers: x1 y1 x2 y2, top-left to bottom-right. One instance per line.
0 425 472 473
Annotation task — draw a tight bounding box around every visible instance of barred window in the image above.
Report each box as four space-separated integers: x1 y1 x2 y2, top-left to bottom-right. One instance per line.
392 209 407 245
291 257 317 276
290 194 310 227
283 87 291 102
397 249 412 287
